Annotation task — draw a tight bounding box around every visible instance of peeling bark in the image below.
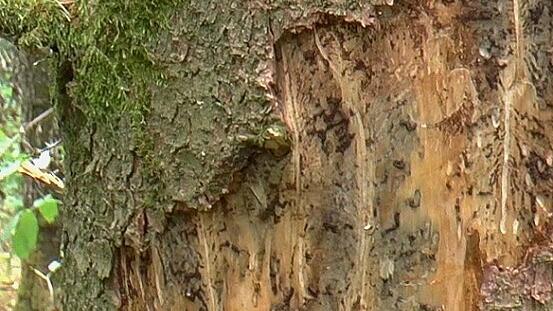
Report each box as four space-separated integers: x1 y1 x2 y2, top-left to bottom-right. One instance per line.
57 1 553 310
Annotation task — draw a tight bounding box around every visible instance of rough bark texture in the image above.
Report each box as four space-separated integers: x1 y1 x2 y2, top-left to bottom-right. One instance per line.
52 0 553 310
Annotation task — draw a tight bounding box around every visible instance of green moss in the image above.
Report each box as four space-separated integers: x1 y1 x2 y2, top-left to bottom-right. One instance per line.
71 1 178 125
1 0 180 127
1 3 183 217
0 0 69 48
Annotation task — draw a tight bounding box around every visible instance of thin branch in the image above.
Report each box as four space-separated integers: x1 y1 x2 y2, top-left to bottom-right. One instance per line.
31 266 55 304
23 108 54 132
39 140 62 153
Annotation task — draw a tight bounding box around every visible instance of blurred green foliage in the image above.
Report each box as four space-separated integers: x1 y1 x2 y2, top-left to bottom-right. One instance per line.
0 45 59 261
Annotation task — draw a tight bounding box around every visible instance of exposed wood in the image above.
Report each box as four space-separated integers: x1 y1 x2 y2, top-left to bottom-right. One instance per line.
53 1 553 310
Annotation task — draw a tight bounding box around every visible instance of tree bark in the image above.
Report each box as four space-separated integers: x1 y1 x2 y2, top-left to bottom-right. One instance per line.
56 1 553 310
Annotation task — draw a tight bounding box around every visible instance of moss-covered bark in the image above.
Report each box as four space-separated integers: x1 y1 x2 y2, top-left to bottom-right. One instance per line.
53 2 376 309
4 0 553 310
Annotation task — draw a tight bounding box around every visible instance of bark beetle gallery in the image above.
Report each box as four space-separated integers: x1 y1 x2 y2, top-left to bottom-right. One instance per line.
3 0 553 310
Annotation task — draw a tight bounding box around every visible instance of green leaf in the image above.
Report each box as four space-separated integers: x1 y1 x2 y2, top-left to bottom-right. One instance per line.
12 210 39 260
34 195 59 223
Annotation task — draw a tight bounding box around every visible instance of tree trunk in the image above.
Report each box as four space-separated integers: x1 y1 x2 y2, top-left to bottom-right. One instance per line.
56 1 553 310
